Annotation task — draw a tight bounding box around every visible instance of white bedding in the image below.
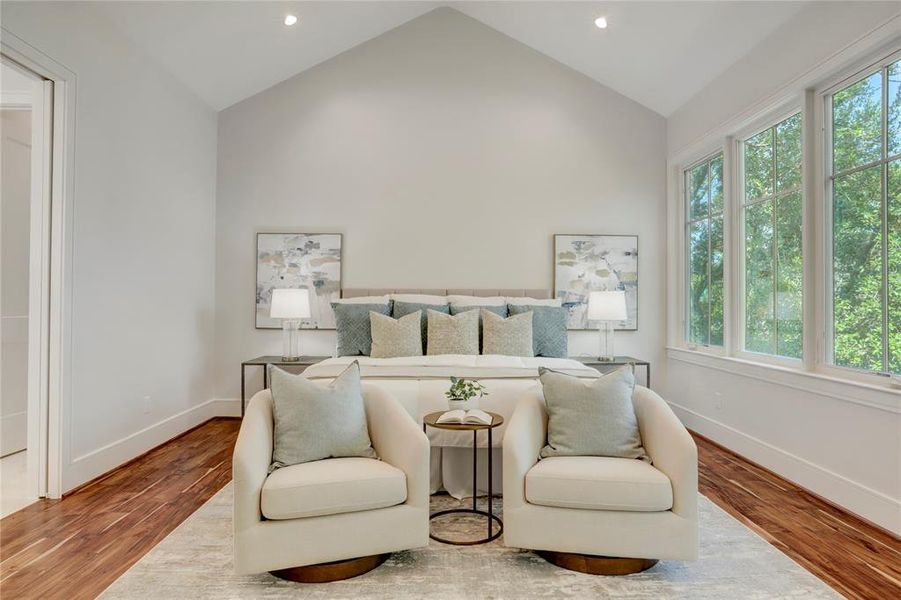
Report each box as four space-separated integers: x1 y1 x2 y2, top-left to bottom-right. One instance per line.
303 355 599 447
304 355 600 497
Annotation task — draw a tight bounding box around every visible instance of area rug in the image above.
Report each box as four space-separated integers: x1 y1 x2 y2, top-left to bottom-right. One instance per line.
101 484 838 599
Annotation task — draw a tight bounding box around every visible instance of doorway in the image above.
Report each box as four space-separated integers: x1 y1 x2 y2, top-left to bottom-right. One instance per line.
1 57 52 515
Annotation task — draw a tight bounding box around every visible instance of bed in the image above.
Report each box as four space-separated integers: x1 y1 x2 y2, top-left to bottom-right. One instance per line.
303 354 601 499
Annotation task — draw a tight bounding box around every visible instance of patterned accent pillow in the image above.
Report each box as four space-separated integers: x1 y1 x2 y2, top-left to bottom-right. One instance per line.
269 361 376 470
481 310 534 357
508 305 568 358
394 301 449 351
331 302 391 356
426 309 479 355
449 304 507 352
370 311 423 358
539 366 647 460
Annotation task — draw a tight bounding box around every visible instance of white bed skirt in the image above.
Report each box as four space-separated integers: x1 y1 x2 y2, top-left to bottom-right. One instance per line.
430 447 504 499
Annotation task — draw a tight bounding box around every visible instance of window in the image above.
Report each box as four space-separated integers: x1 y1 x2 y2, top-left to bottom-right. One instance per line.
685 153 724 347
741 113 803 359
828 59 900 375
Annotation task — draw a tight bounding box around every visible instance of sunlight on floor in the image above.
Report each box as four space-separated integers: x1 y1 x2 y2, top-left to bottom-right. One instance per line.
1 451 36 517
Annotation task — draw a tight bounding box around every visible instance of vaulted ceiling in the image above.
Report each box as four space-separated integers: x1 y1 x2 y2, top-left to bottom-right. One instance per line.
93 1 811 115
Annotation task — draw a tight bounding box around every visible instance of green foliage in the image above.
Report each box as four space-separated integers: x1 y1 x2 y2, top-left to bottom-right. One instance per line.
743 113 803 359
445 376 488 402
686 156 724 346
831 61 900 374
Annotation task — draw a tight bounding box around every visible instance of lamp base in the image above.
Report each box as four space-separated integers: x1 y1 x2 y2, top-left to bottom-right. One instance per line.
596 356 617 362
280 356 301 362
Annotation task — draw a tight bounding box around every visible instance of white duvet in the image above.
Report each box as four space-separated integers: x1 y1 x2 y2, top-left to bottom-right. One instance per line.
303 354 600 449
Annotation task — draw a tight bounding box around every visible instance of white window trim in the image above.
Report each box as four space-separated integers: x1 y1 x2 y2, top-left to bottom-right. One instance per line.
681 150 728 354
732 104 804 368
816 46 901 384
667 39 901 396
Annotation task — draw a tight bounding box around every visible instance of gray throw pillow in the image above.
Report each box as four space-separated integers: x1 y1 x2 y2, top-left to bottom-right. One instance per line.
481 310 534 357
394 301 449 351
508 305 568 358
426 309 479 355
539 366 647 460
370 311 423 358
332 302 391 356
269 361 376 470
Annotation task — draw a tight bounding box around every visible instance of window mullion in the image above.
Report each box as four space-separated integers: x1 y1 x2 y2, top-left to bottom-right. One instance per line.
707 161 713 346
880 66 890 373
772 127 779 355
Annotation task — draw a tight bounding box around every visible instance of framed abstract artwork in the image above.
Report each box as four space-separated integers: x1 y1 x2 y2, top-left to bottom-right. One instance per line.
554 234 638 331
255 233 342 329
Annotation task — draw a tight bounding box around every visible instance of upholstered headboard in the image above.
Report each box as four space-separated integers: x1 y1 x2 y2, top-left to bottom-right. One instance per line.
341 288 552 299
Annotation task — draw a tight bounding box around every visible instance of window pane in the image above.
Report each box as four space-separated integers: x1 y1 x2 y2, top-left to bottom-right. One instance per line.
833 166 884 371
833 71 883 174
889 159 900 374
710 155 724 214
776 114 802 193
775 192 803 358
688 162 708 220
745 200 775 353
889 61 900 158
689 220 710 345
710 215 724 346
745 128 774 201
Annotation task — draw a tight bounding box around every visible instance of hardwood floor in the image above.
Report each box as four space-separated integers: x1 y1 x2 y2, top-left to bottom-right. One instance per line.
0 418 240 600
1 419 898 599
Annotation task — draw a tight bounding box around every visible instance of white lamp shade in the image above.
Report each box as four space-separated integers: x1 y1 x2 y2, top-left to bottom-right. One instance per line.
270 288 311 319
587 290 627 321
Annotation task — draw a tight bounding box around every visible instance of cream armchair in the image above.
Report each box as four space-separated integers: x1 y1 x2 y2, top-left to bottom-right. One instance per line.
502 386 698 574
233 383 430 581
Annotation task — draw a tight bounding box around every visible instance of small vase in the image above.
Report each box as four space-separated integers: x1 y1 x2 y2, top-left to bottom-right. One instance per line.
448 397 480 411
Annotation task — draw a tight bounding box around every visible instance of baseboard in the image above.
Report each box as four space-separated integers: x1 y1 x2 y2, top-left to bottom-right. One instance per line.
668 400 901 535
212 398 242 418
66 399 221 492
0 410 27 457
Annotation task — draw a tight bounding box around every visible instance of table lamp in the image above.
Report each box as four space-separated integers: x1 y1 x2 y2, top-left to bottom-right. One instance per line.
587 290 627 362
270 288 311 362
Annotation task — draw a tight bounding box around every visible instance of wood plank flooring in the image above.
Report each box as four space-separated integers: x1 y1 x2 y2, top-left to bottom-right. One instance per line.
1 419 898 599
0 418 240 600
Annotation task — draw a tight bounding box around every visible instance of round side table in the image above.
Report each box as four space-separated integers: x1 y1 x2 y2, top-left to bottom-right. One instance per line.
423 410 504 545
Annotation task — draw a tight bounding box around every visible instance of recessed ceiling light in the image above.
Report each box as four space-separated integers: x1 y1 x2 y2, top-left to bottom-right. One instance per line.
284 14 298 26
594 16 608 29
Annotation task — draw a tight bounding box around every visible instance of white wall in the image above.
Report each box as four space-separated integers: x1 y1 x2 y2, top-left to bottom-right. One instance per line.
2 2 219 491
664 2 901 533
214 8 666 401
1 108 31 457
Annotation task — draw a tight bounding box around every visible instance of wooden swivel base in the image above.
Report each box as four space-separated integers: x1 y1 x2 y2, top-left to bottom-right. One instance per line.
537 551 658 575
270 553 390 583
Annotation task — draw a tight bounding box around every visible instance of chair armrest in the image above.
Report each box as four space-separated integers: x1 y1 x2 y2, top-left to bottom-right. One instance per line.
633 386 698 519
503 394 547 510
363 383 430 510
232 390 274 532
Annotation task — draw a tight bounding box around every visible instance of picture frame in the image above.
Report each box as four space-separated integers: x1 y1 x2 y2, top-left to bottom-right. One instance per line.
255 232 343 329
554 234 638 331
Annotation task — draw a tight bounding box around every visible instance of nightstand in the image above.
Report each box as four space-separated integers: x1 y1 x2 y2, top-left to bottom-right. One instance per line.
570 356 651 389
240 355 330 417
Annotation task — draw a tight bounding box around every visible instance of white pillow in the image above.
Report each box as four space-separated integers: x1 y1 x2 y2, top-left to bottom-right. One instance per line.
390 294 448 305
334 295 390 305
446 295 506 306
506 297 562 307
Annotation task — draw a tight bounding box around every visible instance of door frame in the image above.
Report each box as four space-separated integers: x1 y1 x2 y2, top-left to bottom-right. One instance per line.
2 29 76 499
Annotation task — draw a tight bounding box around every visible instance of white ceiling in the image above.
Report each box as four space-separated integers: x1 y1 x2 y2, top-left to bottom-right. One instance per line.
93 1 809 115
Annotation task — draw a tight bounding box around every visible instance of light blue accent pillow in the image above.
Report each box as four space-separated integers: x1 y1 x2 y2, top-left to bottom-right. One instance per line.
393 301 449 350
331 302 392 356
269 361 376 470
539 366 647 460
508 305 568 358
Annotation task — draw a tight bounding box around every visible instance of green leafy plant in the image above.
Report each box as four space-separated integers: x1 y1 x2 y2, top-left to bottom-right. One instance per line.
445 376 488 402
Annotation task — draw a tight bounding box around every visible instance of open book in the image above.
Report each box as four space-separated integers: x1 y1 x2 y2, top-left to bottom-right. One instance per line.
437 409 493 426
